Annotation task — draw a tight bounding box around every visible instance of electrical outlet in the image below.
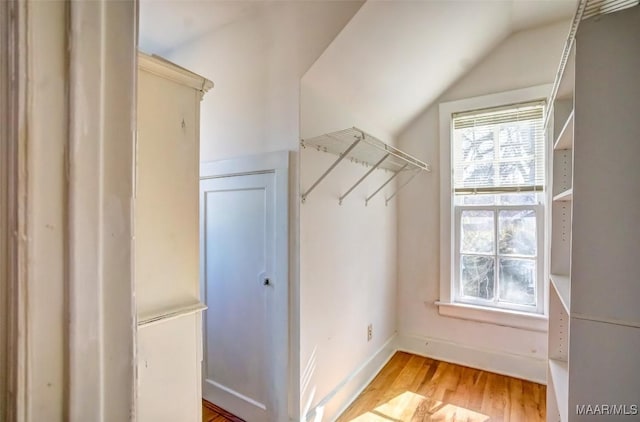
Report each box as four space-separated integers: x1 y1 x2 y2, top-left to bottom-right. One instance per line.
367 324 373 342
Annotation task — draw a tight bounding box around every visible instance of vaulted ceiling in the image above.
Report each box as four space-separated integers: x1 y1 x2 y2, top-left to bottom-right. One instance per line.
140 1 268 54
140 0 576 139
302 0 576 138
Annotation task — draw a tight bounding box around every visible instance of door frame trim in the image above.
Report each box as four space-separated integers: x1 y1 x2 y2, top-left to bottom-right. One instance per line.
200 151 290 421
200 151 290 180
2 1 138 419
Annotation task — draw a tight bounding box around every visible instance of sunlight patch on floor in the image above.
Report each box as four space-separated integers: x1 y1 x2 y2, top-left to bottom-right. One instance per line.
347 390 490 422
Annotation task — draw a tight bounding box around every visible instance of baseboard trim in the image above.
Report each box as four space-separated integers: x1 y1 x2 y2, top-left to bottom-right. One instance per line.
395 333 547 385
304 334 397 422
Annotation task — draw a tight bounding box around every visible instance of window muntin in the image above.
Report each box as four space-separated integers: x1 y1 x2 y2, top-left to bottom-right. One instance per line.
452 102 545 313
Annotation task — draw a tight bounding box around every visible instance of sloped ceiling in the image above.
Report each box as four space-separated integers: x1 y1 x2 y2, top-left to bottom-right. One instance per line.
140 1 265 54
140 0 575 139
303 0 576 139
139 0 365 56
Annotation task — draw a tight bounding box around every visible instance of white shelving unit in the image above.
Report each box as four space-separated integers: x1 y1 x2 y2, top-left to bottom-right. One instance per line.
546 3 640 421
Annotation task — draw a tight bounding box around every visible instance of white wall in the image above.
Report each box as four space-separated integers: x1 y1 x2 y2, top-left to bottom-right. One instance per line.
396 20 570 381
299 147 398 422
300 81 394 145
299 13 409 416
165 1 363 163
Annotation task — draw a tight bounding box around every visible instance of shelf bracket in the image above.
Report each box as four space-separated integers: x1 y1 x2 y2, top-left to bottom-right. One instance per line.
339 153 390 205
385 169 420 206
301 136 362 203
365 164 407 206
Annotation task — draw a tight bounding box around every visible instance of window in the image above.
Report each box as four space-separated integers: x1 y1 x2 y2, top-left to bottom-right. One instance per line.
451 102 545 313
437 86 550 327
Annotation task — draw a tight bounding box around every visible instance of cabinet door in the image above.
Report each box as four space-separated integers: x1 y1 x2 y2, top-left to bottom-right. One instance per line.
136 70 201 316
569 318 640 421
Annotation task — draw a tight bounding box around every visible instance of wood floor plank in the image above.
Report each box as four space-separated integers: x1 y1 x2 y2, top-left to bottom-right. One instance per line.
202 400 244 422
340 352 413 419
337 352 545 422
508 377 526 421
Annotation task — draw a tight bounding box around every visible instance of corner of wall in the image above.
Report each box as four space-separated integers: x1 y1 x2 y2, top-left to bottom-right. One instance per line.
303 334 398 422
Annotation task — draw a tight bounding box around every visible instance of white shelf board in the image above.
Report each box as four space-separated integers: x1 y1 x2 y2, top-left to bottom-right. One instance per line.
554 110 574 151
138 300 206 327
301 127 430 173
549 358 569 422
553 188 573 202
550 274 571 313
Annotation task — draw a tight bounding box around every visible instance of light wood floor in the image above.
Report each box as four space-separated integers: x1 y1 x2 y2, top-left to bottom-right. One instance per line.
337 352 546 422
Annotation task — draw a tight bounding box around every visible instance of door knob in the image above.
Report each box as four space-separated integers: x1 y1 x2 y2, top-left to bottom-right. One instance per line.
263 278 271 286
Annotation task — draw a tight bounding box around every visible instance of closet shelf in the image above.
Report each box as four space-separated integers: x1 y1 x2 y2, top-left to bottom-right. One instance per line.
549 358 569 422
553 188 573 202
554 110 574 150
550 274 571 313
301 127 430 205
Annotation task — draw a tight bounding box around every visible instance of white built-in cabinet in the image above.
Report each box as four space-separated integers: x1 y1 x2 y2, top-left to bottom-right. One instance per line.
136 52 213 422
547 5 640 421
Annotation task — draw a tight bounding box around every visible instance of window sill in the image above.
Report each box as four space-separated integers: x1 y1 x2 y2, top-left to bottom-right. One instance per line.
435 301 548 332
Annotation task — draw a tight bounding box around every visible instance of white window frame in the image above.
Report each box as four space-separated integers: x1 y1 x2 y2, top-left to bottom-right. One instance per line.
437 85 552 332
454 204 544 313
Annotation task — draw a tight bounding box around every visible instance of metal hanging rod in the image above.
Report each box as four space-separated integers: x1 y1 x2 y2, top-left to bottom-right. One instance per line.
339 153 390 205
301 135 362 203
366 164 407 206
385 169 420 206
301 127 430 205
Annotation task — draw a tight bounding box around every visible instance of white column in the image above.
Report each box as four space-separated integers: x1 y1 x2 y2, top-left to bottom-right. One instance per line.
3 1 138 420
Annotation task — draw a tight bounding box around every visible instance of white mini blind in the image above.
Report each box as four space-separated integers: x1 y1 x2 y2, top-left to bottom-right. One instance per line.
583 0 639 20
452 101 545 194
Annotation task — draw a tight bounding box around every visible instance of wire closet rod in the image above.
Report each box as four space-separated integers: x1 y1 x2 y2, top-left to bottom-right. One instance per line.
301 127 430 205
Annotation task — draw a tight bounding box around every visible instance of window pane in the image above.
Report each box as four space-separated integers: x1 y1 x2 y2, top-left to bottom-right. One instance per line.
498 123 535 159
461 210 494 254
498 209 536 256
453 103 545 192
499 258 536 306
462 163 494 188
498 193 536 205
461 255 495 300
460 127 494 161
454 127 495 189
498 160 535 187
456 194 495 206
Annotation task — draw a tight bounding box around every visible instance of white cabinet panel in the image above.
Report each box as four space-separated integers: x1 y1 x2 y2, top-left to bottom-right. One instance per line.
569 318 640 421
138 315 202 422
136 72 200 316
571 6 640 325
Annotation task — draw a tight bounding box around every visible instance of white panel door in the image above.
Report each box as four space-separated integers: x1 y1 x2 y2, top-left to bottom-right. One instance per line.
201 172 276 422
